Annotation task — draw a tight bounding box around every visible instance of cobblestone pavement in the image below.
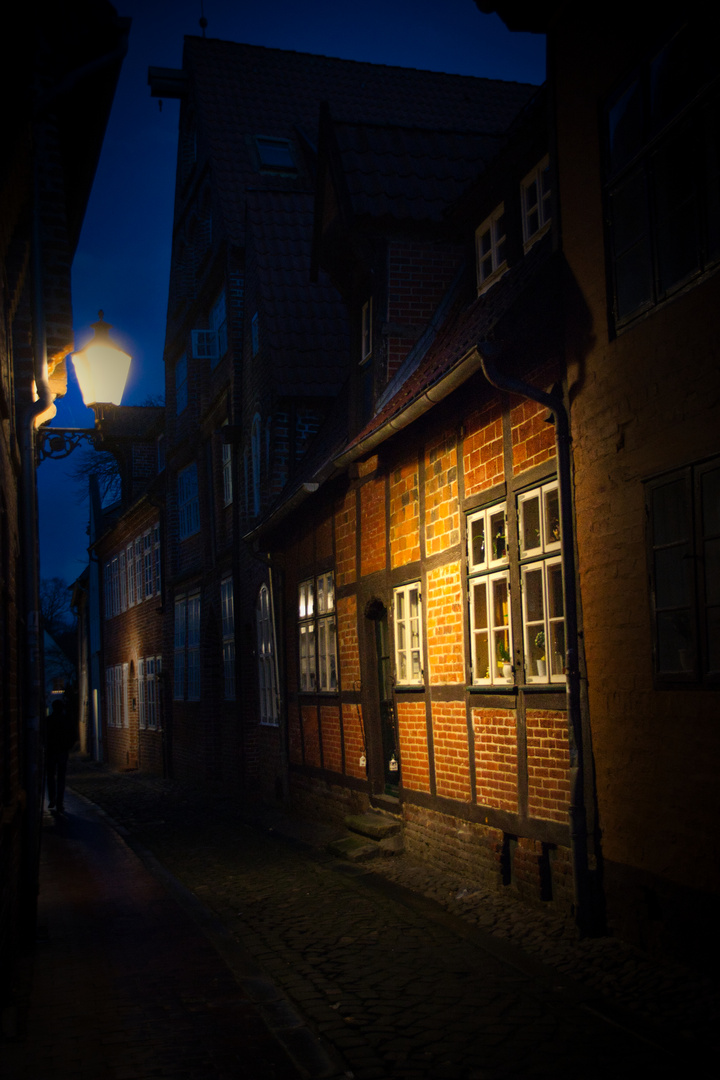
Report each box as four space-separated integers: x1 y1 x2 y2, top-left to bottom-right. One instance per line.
65 758 718 1079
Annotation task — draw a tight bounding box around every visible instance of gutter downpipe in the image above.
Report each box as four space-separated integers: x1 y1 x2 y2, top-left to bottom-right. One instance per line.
477 342 597 938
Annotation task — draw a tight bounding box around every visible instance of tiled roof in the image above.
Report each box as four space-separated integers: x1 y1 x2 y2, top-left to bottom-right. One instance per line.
332 121 505 222
341 231 558 457
184 37 538 245
246 189 349 397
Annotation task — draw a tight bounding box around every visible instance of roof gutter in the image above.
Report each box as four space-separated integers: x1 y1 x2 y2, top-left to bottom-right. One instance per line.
476 340 602 939
334 345 485 469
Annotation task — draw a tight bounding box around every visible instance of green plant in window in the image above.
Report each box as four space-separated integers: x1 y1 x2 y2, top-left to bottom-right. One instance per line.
534 630 545 660
497 640 511 664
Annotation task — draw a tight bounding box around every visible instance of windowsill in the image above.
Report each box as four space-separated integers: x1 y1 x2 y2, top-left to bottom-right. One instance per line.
394 683 425 693
522 220 551 254
476 264 508 297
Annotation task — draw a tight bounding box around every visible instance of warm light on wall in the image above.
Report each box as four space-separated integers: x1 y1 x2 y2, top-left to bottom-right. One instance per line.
71 311 131 407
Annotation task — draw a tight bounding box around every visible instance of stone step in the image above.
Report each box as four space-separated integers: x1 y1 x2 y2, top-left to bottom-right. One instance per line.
344 813 401 841
326 836 380 862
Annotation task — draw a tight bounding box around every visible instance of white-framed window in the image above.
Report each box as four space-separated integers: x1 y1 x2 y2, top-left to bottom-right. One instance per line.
393 582 423 685
361 298 372 361
135 537 143 606
174 597 186 700
119 551 127 612
476 204 507 291
255 135 295 171
114 663 125 728
221 576 235 701
127 543 135 606
187 593 201 700
518 481 565 683
175 353 188 414
143 531 153 598
257 584 278 725
138 658 146 729
105 666 114 725
146 657 158 729
298 572 338 693
467 503 512 685
178 463 200 539
153 523 161 596
521 156 551 249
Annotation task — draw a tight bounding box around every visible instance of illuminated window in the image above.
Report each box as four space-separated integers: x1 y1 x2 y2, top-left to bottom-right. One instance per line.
257 584 277 724
476 204 507 291
467 503 512 685
518 481 564 683
521 156 551 249
393 582 423 685
298 572 337 693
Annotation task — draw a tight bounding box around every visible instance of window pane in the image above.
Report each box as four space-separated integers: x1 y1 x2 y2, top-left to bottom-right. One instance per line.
470 516 485 567
657 611 695 672
547 562 564 619
652 479 689 544
654 544 692 608
544 487 561 546
702 467 720 536
521 495 541 553
524 567 544 623
489 508 507 561
472 580 488 631
549 620 566 678
608 78 643 174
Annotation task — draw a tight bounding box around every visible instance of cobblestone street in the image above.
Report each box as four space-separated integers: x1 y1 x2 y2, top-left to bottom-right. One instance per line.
40 757 715 1080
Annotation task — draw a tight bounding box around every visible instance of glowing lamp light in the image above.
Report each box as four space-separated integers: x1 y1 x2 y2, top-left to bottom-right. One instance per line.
71 311 131 407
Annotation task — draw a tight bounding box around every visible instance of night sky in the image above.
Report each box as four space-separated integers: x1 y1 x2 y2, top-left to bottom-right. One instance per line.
38 0 545 587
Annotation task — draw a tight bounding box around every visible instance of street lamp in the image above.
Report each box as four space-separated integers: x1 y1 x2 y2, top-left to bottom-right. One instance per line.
37 311 132 461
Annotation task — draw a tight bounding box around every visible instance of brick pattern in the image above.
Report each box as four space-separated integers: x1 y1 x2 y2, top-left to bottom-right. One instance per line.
403 803 505 883
511 397 556 474
386 240 463 380
425 561 465 684
526 710 570 823
389 461 420 568
424 433 459 556
287 701 303 765
396 700 430 793
337 595 360 689
301 705 321 768
472 707 518 812
432 701 472 802
320 705 342 774
335 491 357 586
360 477 386 577
342 703 367 780
463 400 504 496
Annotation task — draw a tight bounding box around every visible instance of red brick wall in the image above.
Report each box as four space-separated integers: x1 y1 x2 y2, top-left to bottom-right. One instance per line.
511 396 556 475
426 561 465 684
472 707 518 812
334 490 357 586
432 701 472 802
320 704 342 773
337 595 360 689
301 705 320 768
396 700 430 793
360 477 386 577
389 460 420 567
463 400 504 495
342 703 367 780
526 710 570 823
424 433 460 556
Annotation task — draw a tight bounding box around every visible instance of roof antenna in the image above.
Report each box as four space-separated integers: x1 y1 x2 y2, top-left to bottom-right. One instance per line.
199 1 207 38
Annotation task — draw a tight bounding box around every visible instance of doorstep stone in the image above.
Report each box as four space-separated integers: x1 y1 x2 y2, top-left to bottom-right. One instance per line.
327 836 379 861
345 813 401 841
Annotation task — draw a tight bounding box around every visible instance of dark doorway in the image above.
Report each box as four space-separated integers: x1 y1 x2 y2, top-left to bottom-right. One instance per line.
366 598 400 796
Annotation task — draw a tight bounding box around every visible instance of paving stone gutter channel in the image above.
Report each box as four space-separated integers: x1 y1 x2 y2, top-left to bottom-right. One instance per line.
65 757 718 1076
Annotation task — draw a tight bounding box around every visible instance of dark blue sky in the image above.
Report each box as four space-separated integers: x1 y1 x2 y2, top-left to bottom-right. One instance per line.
39 0 545 586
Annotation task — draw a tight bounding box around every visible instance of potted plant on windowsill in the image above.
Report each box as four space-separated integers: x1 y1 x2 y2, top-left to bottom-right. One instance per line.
534 631 546 678
497 641 512 679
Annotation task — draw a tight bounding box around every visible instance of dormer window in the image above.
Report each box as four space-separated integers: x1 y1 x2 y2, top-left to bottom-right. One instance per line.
521 156 551 249
476 205 507 292
255 136 295 172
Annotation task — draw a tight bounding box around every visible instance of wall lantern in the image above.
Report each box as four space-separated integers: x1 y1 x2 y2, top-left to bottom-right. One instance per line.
37 311 132 461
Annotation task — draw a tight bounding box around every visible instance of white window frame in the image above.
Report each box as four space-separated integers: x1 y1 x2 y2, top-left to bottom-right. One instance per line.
119 551 127 612
146 657 158 729
221 576 235 702
153 523 161 596
143 530 153 598
518 481 565 684
138 658 146 729
298 579 316 692
521 155 551 250
393 582 424 686
257 584 278 725
178 463 200 540
297 573 338 694
106 666 114 725
476 203 507 292
135 537 143 606
126 543 135 606
467 503 513 685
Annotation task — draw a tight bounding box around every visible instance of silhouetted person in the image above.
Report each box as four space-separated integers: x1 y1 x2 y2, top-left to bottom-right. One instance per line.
46 698 75 814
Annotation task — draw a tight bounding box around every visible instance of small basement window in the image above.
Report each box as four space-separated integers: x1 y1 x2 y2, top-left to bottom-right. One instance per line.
255 136 295 172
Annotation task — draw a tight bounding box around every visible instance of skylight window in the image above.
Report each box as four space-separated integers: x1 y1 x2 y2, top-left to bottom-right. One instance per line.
255 136 295 171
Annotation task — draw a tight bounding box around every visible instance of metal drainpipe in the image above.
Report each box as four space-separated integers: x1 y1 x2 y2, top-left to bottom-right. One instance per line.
477 342 598 938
